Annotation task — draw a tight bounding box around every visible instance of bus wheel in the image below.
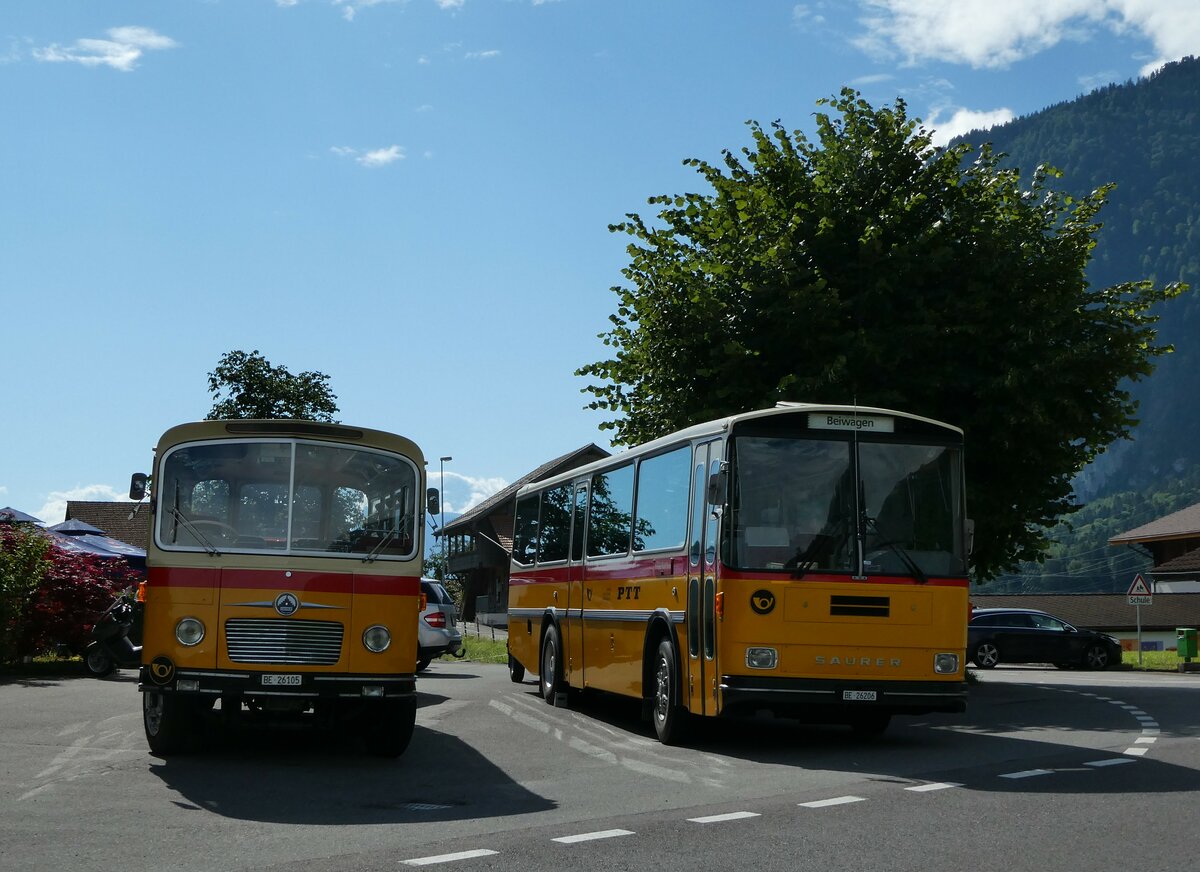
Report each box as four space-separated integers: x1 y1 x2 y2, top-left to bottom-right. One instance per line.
363 698 416 757
508 654 526 683
652 637 688 745
143 690 197 756
540 625 563 704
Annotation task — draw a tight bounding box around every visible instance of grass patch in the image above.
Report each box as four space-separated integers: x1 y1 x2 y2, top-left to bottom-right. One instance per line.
1122 650 1191 671
458 635 508 664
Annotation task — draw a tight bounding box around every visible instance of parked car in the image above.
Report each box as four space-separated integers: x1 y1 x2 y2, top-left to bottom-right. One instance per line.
968 607 1122 670
418 579 463 671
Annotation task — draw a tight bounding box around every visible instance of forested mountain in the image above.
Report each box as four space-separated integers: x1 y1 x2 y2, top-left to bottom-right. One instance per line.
955 56 1200 592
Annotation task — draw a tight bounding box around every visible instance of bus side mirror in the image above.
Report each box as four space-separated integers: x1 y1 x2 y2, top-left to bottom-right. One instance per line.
129 473 149 501
426 488 440 516
965 518 975 555
706 469 727 506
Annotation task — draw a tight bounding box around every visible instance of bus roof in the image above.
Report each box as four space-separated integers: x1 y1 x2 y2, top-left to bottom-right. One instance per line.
153 419 425 465
517 403 962 497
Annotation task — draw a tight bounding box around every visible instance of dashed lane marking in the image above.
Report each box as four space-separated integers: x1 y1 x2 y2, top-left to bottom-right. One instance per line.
1086 758 1135 767
688 811 761 823
401 849 499 866
799 796 866 808
552 829 635 844
1000 769 1054 779
904 782 962 792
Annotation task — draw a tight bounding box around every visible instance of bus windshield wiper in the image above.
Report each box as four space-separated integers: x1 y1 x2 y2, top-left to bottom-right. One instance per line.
863 516 927 584
362 527 397 563
168 505 222 557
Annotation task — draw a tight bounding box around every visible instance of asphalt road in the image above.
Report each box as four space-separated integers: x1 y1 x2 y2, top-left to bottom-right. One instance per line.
2 661 1198 872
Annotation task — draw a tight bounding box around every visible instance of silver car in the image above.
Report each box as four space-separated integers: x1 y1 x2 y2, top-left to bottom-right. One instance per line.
418 579 463 671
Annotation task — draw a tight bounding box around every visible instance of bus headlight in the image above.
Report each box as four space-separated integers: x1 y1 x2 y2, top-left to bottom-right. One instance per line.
934 653 960 674
363 625 391 653
175 617 205 647
746 647 778 669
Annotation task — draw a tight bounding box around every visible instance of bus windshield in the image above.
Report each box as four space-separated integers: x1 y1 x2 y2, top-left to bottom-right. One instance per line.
157 438 418 558
729 435 966 577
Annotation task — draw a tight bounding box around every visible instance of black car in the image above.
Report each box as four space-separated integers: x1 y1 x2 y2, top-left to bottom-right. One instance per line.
968 608 1122 670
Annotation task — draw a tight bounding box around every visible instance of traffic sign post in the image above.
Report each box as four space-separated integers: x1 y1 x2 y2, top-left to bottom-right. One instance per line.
1127 574 1153 665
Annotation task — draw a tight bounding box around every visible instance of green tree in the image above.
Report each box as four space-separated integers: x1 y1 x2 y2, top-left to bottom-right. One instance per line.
577 89 1185 579
0 525 51 665
206 349 339 422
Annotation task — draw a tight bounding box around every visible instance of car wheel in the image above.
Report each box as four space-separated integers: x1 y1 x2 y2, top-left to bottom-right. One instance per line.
540 625 563 704
651 636 689 744
416 658 432 672
1083 644 1110 670
508 654 526 683
84 644 114 677
973 641 1000 669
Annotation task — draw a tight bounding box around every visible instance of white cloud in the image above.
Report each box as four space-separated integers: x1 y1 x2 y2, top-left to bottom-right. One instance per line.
359 145 406 167
436 471 508 515
853 0 1200 71
330 144 407 167
33 26 178 72
36 484 133 527
465 49 501 60
437 0 466 8
926 106 1015 146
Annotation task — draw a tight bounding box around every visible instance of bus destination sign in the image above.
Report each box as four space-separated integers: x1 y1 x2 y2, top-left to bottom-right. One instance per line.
808 413 895 433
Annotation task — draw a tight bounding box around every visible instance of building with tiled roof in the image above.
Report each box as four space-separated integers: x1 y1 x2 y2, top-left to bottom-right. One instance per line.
1109 500 1200 593
441 444 609 622
64 501 151 550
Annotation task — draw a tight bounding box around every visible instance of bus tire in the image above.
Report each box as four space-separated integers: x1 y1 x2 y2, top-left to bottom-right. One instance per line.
363 698 416 758
508 654 526 683
143 689 197 756
651 636 688 745
539 624 563 704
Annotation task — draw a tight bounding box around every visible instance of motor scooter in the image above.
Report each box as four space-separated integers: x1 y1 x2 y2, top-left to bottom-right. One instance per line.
84 590 143 677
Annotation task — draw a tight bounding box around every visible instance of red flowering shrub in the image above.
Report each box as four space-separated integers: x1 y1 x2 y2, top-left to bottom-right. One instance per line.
1 525 140 662
21 549 138 657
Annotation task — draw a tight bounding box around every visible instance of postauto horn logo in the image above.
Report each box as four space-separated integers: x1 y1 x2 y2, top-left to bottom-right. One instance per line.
750 590 776 615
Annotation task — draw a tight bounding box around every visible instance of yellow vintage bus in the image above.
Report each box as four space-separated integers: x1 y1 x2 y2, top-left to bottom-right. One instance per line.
506 403 970 742
131 420 436 756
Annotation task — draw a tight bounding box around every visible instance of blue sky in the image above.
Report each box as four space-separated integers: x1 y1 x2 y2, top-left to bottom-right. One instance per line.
2 0 1197 526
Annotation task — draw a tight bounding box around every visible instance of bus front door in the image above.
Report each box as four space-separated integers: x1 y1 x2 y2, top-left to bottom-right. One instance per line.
686 441 722 717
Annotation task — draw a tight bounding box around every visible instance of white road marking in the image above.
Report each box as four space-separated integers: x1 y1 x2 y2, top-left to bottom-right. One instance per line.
904 782 962 792
1000 769 1053 779
1135 736 1157 744
688 811 761 823
1085 758 1135 767
799 796 866 808
402 849 498 866
552 829 635 844
1124 747 1149 756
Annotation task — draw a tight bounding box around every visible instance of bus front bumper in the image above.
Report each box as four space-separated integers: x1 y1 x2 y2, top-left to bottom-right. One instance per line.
138 665 416 700
719 674 968 717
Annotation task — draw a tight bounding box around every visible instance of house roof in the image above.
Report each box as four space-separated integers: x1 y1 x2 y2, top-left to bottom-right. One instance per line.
1152 548 1200 577
970 593 1200 631
1109 501 1200 545
441 443 609 538
64 501 151 550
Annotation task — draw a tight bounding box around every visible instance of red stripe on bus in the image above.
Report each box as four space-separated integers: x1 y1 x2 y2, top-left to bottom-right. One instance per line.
146 567 418 595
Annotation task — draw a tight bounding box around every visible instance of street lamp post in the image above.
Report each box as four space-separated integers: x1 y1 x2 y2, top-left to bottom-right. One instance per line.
439 456 452 578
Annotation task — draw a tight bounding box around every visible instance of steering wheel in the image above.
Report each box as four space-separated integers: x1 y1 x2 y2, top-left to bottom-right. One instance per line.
190 519 240 543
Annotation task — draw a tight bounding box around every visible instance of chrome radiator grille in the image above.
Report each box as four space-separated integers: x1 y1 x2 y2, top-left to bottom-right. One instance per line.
224 618 344 665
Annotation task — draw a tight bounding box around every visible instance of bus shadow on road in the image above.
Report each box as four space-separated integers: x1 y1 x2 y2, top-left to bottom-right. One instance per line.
145 693 556 825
